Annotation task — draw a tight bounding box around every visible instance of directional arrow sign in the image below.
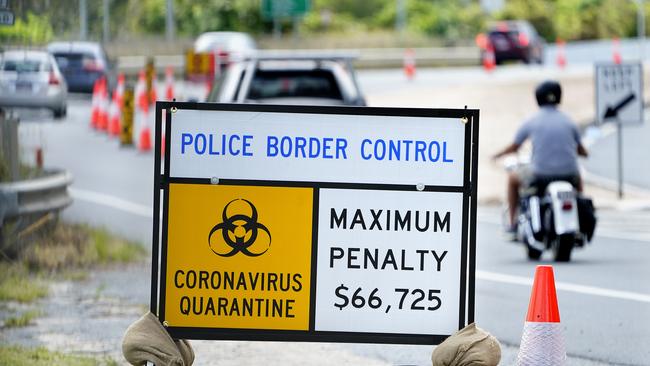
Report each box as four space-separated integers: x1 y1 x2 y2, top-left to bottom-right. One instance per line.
603 92 636 119
595 63 644 125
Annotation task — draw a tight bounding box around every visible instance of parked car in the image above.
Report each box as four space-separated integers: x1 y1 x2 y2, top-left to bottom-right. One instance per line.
206 53 366 106
193 31 257 72
481 20 544 65
47 41 115 93
0 50 67 118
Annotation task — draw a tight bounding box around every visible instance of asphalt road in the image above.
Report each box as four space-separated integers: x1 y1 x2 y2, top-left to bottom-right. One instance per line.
11 66 650 365
583 120 650 190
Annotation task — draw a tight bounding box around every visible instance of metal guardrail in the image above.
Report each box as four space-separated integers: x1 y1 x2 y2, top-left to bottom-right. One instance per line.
117 46 480 74
0 170 73 224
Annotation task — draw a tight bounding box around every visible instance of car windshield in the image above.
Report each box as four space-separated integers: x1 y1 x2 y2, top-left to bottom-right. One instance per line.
52 52 96 69
1 59 42 72
247 70 343 100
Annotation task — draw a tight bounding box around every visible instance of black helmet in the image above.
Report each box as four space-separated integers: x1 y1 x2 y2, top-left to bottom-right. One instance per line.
535 80 562 106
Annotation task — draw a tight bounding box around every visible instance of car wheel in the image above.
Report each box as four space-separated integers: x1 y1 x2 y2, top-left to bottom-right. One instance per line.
53 106 66 119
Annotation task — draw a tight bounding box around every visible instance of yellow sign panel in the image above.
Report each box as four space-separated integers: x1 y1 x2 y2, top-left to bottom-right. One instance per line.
184 50 212 76
165 183 314 331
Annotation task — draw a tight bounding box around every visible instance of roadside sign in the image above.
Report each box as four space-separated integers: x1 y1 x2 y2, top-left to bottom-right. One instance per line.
120 88 134 146
0 9 14 26
261 0 310 19
151 103 479 345
184 50 214 81
595 62 644 125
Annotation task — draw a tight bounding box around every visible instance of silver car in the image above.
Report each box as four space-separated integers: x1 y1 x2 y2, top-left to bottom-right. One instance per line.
207 53 366 106
0 50 68 118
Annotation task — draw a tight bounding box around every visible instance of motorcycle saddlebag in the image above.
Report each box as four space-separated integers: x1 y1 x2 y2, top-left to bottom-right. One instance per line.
577 195 596 241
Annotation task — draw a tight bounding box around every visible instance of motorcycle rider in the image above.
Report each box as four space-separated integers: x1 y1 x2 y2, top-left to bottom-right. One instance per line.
493 80 589 231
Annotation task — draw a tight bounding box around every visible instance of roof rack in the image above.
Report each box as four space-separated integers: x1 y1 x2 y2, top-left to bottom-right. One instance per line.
243 50 359 61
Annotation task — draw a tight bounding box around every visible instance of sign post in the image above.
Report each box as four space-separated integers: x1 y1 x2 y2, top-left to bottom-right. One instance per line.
151 103 479 345
595 62 644 199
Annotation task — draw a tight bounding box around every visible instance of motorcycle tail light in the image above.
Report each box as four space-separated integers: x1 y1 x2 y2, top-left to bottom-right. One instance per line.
562 200 573 211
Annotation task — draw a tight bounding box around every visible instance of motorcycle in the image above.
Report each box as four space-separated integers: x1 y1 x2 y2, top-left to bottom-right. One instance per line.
502 156 597 262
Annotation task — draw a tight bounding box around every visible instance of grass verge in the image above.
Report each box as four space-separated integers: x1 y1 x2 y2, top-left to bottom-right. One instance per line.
0 345 118 366
0 265 48 303
0 222 146 330
3 310 42 328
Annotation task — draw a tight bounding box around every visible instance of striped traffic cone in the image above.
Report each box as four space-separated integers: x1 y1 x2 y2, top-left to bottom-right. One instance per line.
164 66 175 101
516 265 566 365
613 38 622 65
403 48 416 80
97 77 109 131
483 42 496 72
90 78 101 128
556 39 566 69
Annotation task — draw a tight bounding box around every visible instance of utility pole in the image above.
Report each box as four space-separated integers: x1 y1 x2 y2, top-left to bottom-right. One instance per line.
166 0 175 41
636 0 646 60
103 0 110 43
396 0 406 34
79 0 87 40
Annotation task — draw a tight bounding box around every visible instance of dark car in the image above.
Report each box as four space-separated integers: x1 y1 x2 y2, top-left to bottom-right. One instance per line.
483 21 544 64
46 41 115 93
206 52 366 106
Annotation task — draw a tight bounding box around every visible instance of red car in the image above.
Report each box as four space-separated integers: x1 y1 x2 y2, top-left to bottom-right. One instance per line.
479 21 545 65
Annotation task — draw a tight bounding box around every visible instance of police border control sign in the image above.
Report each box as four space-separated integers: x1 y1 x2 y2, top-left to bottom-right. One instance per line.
150 102 479 345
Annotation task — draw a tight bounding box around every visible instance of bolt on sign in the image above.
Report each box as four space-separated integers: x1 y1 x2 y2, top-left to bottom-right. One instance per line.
150 103 479 344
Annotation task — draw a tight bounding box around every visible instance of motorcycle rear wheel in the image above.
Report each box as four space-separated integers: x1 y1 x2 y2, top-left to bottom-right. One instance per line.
526 245 542 260
553 234 574 262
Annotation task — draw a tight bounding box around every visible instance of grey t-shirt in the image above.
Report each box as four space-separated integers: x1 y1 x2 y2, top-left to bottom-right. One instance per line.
514 106 581 176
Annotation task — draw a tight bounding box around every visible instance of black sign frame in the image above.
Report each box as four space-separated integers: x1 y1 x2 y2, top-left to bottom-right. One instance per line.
150 102 479 345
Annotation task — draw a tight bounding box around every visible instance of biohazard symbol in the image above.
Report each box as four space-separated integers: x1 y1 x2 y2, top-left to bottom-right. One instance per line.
208 199 271 257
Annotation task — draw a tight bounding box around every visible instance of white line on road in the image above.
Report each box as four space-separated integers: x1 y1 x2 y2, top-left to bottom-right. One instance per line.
69 188 650 303
69 188 153 219
478 270 650 303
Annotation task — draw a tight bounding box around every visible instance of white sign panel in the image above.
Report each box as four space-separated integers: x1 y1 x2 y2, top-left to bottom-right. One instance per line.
315 189 463 335
169 109 466 187
596 63 643 125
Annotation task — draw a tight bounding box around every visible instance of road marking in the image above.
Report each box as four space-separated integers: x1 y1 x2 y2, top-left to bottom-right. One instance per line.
478 270 650 303
69 188 153 218
477 210 650 243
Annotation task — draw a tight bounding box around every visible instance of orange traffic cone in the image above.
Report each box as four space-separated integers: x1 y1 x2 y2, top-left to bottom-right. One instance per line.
164 67 175 101
90 78 101 128
483 42 496 72
149 77 158 106
516 265 566 365
139 122 152 152
108 91 121 137
475 33 488 50
116 73 125 107
136 70 149 114
556 39 566 69
97 77 109 131
108 74 126 137
613 38 622 64
403 48 416 80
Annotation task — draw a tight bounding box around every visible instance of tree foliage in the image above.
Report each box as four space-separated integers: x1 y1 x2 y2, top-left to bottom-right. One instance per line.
3 0 649 45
